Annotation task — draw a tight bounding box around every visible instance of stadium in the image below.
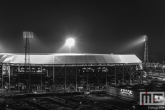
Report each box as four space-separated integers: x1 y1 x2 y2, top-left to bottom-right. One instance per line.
0 54 165 110
0 53 142 92
0 53 148 110
0 52 165 110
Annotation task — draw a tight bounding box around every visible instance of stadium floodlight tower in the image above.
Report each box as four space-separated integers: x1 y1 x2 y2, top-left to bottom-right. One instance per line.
144 35 148 64
66 38 75 53
23 31 33 64
23 31 33 92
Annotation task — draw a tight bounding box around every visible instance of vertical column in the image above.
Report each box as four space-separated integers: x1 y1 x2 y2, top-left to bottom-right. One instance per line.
29 64 30 91
2 63 3 89
65 65 66 90
106 64 108 86
86 65 88 90
76 65 77 91
87 73 88 90
144 35 148 63
53 55 55 91
18 65 20 91
132 65 135 84
8 64 10 90
123 64 124 85
41 65 42 91
140 70 143 84
130 64 131 85
53 64 54 90
115 65 116 86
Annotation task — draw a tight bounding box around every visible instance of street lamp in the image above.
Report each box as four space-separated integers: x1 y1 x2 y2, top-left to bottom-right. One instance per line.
66 38 75 53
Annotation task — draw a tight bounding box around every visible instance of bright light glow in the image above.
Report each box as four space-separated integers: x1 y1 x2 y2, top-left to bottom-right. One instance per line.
66 38 75 47
23 31 33 39
143 35 148 42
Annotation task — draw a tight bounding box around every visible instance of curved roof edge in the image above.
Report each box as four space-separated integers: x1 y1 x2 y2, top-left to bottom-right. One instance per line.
0 53 142 64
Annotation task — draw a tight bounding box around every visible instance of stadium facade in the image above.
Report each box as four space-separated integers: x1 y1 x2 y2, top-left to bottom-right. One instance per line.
0 53 142 92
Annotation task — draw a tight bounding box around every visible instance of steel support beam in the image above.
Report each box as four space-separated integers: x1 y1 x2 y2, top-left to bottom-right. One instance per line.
53 64 55 90
76 65 77 91
65 65 66 90
1 64 3 89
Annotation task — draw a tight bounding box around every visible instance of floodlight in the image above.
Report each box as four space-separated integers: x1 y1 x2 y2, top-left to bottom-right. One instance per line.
66 38 75 47
143 35 148 42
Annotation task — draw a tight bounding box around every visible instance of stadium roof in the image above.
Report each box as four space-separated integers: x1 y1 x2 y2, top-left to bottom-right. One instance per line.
0 53 142 64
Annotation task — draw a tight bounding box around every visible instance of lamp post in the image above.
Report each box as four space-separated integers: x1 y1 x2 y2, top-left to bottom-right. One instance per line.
23 31 33 92
144 35 148 64
66 38 75 53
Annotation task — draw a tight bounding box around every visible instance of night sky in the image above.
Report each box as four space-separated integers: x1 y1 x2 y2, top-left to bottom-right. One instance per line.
0 0 165 62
